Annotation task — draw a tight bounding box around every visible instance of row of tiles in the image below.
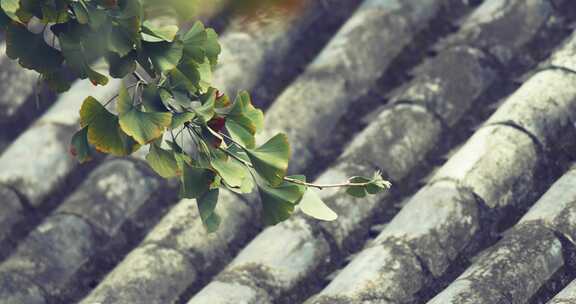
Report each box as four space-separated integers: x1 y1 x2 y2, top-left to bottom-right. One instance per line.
2 0 576 303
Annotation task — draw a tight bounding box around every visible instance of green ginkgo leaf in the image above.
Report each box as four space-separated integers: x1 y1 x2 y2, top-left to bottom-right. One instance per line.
5 24 64 74
106 52 136 78
246 133 290 186
228 91 264 133
197 188 221 232
192 90 216 122
142 20 178 42
299 189 337 221
210 151 247 188
79 97 139 156
179 164 214 199
182 21 221 65
142 40 183 74
225 91 264 149
257 175 306 225
57 32 109 85
70 127 95 163
146 143 179 178
116 84 172 144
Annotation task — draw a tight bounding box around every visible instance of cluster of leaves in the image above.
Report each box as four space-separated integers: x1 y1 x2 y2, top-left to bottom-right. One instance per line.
0 0 390 232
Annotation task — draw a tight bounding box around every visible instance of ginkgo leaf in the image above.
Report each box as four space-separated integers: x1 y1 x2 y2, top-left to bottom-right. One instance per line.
107 52 136 78
257 175 306 225
142 40 183 74
197 188 221 232
146 144 179 178
179 164 214 199
5 24 64 74
116 84 172 144
194 96 216 124
299 189 337 221
170 112 196 129
227 91 264 133
57 32 109 85
226 119 255 149
246 133 290 186
142 20 178 42
182 21 221 65
142 84 169 112
225 91 264 149
79 97 139 156
70 127 95 163
210 150 247 188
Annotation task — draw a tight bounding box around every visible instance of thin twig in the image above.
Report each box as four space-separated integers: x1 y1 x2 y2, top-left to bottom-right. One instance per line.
214 129 390 190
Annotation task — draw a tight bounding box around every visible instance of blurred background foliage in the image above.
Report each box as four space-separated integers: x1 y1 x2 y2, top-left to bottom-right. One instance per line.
144 0 306 26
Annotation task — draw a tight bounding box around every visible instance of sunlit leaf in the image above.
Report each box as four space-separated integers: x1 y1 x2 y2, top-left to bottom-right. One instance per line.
246 133 290 186
116 84 172 144
142 40 183 74
299 189 337 221
225 91 264 149
142 20 178 42
79 97 139 156
211 150 246 188
146 143 179 178
182 21 221 65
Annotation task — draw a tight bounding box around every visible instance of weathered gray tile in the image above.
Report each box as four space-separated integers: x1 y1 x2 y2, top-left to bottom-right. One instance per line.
81 190 255 304
188 281 272 304
214 0 361 102
545 30 576 72
548 279 576 303
143 190 255 270
374 180 480 276
520 166 576 245
0 186 24 244
0 272 47 304
259 0 462 172
307 241 424 304
486 69 576 150
432 125 540 209
79 243 196 304
0 43 38 122
391 46 499 126
215 217 330 296
0 214 97 295
0 79 121 205
56 159 161 237
428 224 564 304
339 104 442 182
441 0 556 64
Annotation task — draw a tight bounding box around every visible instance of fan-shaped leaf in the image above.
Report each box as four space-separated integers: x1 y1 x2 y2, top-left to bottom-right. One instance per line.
146 144 179 178
246 133 290 186
179 164 214 199
142 40 183 74
79 97 139 156
117 84 172 144
299 189 337 221
257 175 306 225
197 188 221 232
5 24 64 74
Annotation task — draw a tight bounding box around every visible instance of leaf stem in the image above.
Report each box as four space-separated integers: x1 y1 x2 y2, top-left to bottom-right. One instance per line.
282 176 389 190
215 130 391 190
